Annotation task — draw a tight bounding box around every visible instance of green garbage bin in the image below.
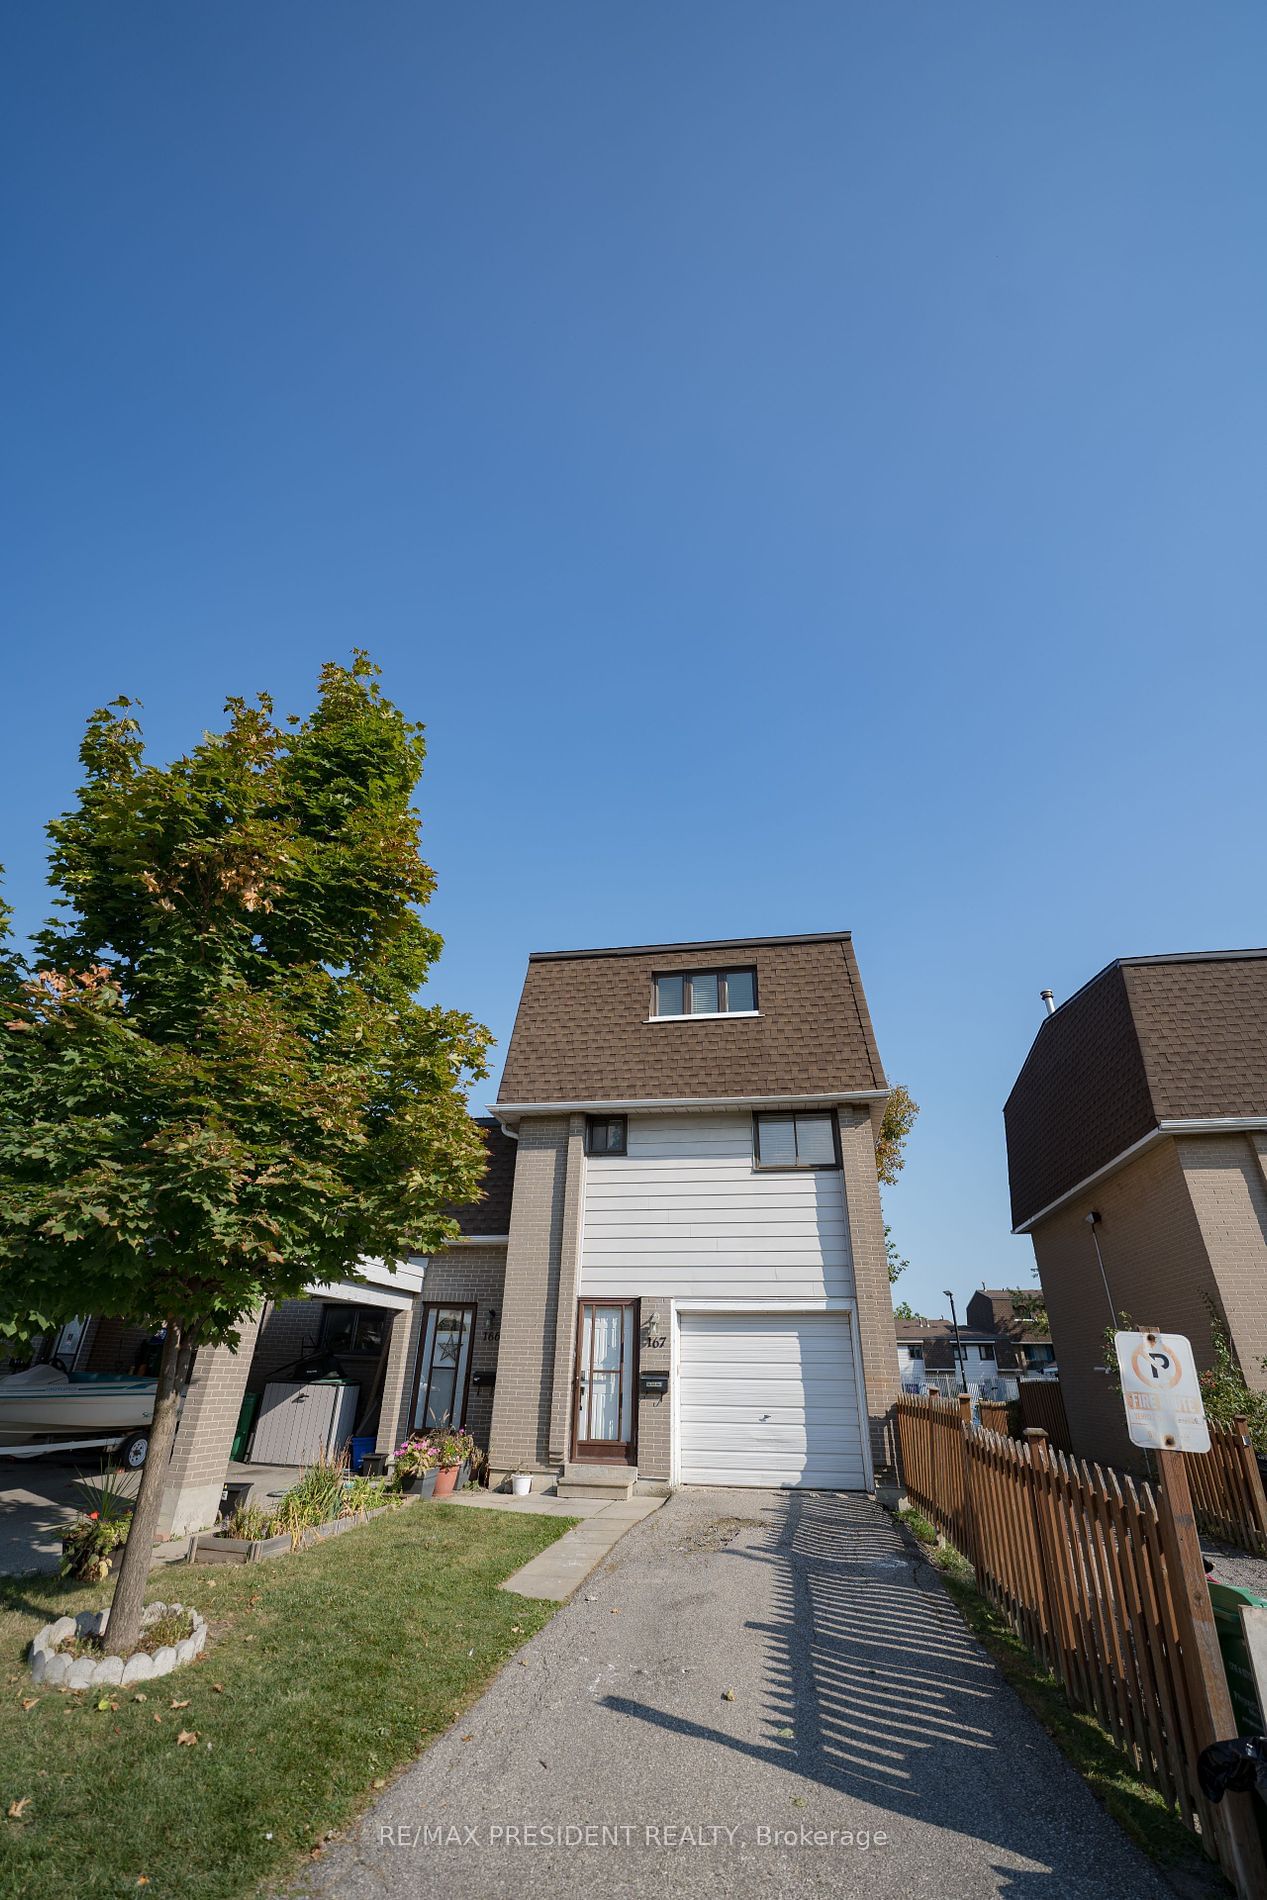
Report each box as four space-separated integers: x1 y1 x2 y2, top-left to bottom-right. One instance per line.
230 1391 260 1463
1209 1581 1267 1851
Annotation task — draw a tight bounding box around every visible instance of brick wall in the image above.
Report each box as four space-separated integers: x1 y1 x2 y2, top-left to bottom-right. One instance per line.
405 1244 508 1450
634 1305 669 1481
247 1300 325 1392
488 1117 572 1475
158 1311 262 1536
838 1106 901 1471
376 1301 426 1462
547 1118 586 1463
1027 1134 1221 1470
1179 1132 1267 1388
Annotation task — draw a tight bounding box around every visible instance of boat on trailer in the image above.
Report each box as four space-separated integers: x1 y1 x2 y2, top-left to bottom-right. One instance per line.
0 1364 156 1446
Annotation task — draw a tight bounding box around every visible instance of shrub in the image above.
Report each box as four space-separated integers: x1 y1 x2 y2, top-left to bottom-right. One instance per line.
1198 1311 1267 1450
274 1451 349 1545
340 1475 393 1519
221 1504 278 1542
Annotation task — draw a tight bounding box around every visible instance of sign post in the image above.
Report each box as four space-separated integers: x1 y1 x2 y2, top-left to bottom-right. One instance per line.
1117 1329 1267 1898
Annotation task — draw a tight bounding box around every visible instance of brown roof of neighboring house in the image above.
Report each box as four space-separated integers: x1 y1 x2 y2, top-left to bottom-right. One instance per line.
496 932 886 1108
1004 949 1267 1230
966 1288 1050 1344
451 1118 516 1237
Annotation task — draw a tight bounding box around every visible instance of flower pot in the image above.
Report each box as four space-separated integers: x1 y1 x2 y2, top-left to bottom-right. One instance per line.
433 1463 461 1499
511 1473 532 1498
397 1468 437 1498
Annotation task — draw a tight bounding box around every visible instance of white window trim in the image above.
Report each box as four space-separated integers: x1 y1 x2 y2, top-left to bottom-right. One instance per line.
645 1010 762 1023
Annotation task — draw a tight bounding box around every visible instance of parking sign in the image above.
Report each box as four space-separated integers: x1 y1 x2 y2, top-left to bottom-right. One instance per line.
1114 1329 1210 1453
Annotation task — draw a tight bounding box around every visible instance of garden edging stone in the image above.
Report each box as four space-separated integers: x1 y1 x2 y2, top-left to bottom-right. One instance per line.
29 1600 208 1691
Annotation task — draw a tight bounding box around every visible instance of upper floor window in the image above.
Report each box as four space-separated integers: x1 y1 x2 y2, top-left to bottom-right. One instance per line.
586 1114 627 1155
652 968 757 1018
752 1111 839 1170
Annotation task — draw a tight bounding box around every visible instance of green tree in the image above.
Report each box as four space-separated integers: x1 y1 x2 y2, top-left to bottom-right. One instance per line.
875 1082 918 1187
1006 1287 1050 1337
877 1085 918 1294
0 656 490 1651
893 1300 924 1322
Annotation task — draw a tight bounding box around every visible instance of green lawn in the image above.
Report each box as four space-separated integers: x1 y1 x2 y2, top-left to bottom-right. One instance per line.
0 1501 573 1900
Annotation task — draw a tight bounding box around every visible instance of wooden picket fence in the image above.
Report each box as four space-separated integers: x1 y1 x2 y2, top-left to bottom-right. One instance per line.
1187 1418 1267 1557
978 1398 1011 1434
895 1392 1267 1887
1015 1376 1072 1450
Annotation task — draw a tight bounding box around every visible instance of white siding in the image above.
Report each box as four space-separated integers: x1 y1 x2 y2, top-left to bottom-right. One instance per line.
580 1112 853 1300
678 1312 866 1488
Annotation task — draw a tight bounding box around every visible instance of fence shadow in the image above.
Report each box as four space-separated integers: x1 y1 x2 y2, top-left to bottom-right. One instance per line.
601 1491 1149 1887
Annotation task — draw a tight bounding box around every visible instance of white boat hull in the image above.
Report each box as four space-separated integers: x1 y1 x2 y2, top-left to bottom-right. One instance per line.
0 1366 156 1443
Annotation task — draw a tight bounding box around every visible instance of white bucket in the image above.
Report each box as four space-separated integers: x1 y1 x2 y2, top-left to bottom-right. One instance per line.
511 1473 532 1498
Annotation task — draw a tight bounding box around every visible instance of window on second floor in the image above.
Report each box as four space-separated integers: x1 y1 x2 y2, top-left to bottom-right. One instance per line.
752 1111 839 1170
586 1115 627 1155
652 968 757 1018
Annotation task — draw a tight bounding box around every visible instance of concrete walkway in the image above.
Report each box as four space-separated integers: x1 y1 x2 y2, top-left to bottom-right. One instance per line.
298 1488 1172 1900
448 1487 664 1597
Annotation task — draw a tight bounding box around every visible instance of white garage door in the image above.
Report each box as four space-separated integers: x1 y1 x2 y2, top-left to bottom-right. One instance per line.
677 1312 866 1489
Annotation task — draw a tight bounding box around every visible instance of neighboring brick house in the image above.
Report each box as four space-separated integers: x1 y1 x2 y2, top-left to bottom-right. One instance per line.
1004 948 1267 1468
58 1119 515 1535
374 1118 515 1459
481 930 902 1492
964 1289 1057 1376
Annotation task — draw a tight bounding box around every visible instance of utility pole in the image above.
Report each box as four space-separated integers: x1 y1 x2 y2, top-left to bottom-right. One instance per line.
945 1288 968 1394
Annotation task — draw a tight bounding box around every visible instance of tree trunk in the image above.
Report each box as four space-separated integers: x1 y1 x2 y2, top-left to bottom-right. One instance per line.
105 1320 185 1655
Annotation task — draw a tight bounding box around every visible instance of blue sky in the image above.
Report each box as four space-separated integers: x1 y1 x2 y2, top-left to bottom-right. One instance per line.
3 5 1266 1322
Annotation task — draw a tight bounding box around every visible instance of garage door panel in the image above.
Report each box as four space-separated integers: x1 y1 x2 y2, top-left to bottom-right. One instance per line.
677 1312 865 1490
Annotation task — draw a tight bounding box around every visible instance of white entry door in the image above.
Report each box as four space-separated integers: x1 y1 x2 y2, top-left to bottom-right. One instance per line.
677 1311 866 1489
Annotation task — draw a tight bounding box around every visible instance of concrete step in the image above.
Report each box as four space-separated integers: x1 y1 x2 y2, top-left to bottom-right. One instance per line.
557 1463 637 1501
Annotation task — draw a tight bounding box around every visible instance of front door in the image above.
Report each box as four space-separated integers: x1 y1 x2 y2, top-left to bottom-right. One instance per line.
574 1301 637 1463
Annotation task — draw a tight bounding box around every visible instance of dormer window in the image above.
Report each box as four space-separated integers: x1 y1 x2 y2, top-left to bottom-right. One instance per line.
652 968 757 1018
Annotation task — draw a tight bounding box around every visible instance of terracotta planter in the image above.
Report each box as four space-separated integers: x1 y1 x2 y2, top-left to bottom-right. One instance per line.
433 1462 461 1499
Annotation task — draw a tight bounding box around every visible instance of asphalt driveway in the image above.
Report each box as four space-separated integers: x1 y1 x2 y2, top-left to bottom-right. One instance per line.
299 1487 1170 1900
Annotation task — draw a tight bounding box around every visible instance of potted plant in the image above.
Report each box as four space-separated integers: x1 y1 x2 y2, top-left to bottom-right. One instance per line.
432 1428 476 1498
393 1435 439 1496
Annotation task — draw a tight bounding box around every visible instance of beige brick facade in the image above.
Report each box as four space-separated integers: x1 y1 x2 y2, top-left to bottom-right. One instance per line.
633 1309 670 1482
158 1311 262 1536
1026 1134 1229 1470
546 1118 586 1463
838 1105 902 1471
375 1299 427 1461
487 1117 573 1476
1179 1132 1267 1388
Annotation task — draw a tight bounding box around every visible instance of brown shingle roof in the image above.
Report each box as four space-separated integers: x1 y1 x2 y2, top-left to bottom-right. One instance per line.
1005 949 1267 1229
496 932 885 1107
451 1118 516 1236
